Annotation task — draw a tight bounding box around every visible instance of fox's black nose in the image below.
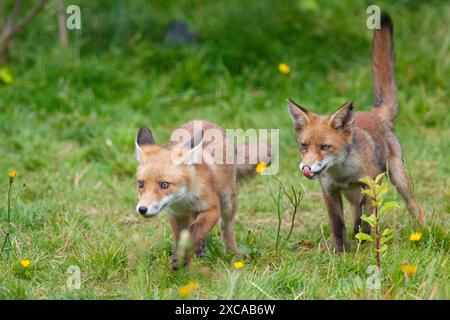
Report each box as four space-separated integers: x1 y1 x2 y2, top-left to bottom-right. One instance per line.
138 206 147 215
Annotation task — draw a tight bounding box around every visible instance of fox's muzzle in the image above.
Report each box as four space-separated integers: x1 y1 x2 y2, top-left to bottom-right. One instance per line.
299 157 334 179
135 204 161 217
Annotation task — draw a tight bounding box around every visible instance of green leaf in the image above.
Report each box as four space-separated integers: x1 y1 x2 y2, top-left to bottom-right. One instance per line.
359 177 375 190
355 232 374 242
0 67 14 84
361 188 375 199
299 0 320 11
376 182 389 196
361 214 376 228
380 201 400 214
381 235 393 245
377 244 388 253
381 228 395 237
381 227 395 245
375 172 385 184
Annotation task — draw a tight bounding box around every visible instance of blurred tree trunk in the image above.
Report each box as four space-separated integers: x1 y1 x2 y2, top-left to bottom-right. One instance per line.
55 0 67 48
0 0 47 62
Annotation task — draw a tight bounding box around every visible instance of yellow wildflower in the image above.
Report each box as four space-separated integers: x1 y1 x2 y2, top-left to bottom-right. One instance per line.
278 63 291 74
20 259 30 268
233 261 244 269
179 281 198 297
8 170 16 182
0 67 13 84
255 162 268 174
401 264 417 276
409 232 422 242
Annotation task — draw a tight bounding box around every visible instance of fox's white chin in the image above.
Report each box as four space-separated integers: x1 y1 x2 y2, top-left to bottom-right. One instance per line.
142 209 161 217
142 213 160 218
307 173 321 180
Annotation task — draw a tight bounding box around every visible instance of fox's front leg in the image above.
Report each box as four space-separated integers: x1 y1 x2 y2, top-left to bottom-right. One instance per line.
323 189 346 253
189 206 220 258
169 214 192 270
344 187 371 235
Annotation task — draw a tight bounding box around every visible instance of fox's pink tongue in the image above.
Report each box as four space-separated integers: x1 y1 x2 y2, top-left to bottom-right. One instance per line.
303 166 313 178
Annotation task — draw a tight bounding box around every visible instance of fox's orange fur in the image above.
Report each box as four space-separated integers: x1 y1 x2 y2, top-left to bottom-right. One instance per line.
135 120 271 269
287 13 423 252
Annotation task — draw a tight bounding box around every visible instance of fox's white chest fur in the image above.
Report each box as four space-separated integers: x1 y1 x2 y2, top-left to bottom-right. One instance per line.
167 188 210 217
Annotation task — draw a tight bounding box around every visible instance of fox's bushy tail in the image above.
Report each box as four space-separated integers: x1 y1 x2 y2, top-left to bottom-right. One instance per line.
372 12 397 128
236 141 272 180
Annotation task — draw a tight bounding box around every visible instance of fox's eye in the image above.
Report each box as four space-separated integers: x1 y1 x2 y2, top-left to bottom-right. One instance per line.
300 143 308 150
138 180 144 189
320 144 332 151
160 182 170 189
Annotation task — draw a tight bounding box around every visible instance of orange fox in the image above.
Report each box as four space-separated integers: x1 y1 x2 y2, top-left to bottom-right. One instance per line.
135 120 271 269
287 13 423 252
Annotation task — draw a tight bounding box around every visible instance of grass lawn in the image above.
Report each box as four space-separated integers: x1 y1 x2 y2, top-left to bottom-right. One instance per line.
0 0 448 299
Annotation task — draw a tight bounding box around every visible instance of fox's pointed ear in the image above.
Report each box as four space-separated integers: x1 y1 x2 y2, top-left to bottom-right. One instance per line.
287 99 310 130
135 126 155 162
182 129 204 165
329 101 354 132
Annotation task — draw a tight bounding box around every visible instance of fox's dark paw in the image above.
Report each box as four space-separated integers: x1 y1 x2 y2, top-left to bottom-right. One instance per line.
170 256 184 271
170 259 179 271
170 254 190 271
194 246 206 258
194 241 206 258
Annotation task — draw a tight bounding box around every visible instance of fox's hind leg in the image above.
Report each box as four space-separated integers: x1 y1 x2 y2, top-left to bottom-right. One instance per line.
219 190 240 254
388 140 424 224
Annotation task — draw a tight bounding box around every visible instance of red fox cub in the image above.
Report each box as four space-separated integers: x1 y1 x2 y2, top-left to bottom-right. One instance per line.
135 120 271 269
287 13 423 252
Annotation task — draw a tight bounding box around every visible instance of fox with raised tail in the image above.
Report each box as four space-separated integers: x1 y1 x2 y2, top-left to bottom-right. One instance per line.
287 13 423 252
135 120 271 270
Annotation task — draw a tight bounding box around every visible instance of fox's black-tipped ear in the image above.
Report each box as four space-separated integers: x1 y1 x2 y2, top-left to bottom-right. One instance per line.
329 101 354 132
136 126 155 146
135 126 155 162
287 99 310 130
